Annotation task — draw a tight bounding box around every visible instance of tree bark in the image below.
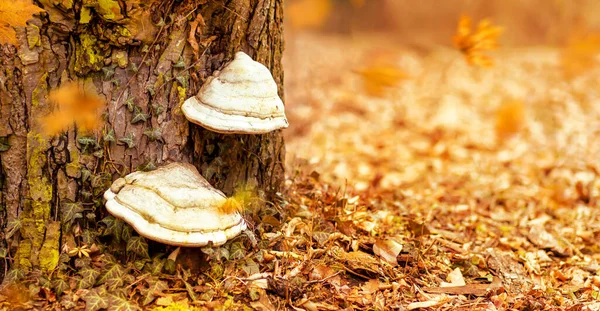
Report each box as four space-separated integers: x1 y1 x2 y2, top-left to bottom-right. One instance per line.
0 0 285 276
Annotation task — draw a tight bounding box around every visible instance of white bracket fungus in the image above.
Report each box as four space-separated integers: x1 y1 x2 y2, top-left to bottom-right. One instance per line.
182 51 289 134
103 163 246 247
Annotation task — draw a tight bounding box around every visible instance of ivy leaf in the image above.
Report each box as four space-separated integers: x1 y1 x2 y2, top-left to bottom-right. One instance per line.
118 132 135 149
175 76 187 88
136 160 156 172
60 294 78 309
5 268 25 282
103 128 116 143
127 236 149 258
131 108 149 124
82 286 110 311
183 280 198 302
78 267 101 289
143 127 162 141
173 57 186 68
229 241 245 260
133 259 150 271
97 263 126 287
107 294 141 311
124 98 135 112
61 201 84 224
6 219 21 239
102 65 116 80
78 136 99 147
81 168 91 183
147 257 165 275
151 104 164 116
141 278 168 306
82 230 97 245
93 149 104 158
52 277 69 296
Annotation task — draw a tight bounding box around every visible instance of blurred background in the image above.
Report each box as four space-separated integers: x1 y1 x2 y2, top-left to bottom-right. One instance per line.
281 0 600 193
285 0 600 45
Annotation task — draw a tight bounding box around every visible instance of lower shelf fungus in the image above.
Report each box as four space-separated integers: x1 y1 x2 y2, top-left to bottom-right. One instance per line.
103 162 246 247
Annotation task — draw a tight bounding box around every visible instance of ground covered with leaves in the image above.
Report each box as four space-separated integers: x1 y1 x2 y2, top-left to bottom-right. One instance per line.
2 32 600 310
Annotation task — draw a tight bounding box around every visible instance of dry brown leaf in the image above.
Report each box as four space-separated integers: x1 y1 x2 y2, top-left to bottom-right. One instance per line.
0 0 44 46
373 238 403 265
287 0 331 30
453 15 504 67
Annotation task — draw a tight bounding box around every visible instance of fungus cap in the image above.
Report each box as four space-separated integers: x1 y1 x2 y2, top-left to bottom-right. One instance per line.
103 163 246 247
182 51 288 134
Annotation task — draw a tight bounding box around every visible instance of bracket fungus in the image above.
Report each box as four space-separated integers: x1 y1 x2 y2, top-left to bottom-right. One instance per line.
103 163 246 247
182 51 289 134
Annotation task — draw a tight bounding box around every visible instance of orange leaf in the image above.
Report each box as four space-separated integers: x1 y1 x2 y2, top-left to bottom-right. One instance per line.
355 65 408 97
40 81 105 135
453 15 503 68
0 0 44 46
495 100 525 141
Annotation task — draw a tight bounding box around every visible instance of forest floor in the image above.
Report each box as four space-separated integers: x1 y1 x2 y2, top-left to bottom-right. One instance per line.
278 33 600 310
4 33 600 311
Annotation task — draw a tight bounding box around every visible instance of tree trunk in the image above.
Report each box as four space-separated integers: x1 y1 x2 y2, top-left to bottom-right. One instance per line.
0 0 285 276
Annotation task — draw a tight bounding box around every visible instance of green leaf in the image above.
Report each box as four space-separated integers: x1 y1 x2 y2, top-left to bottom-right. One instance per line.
5 268 25 282
52 277 69 296
82 286 110 311
102 65 116 80
183 280 197 302
175 76 187 88
151 104 164 116
93 149 104 158
78 267 101 289
136 160 156 172
82 229 97 245
78 136 98 146
141 278 168 306
229 241 245 260
118 132 135 149
61 201 84 224
131 108 149 124
97 263 126 287
107 294 141 311
146 86 155 96
164 259 176 275
103 128 116 143
121 224 133 242
173 57 186 68
148 257 164 275
81 168 91 183
5 219 21 239
127 237 149 258
143 127 162 141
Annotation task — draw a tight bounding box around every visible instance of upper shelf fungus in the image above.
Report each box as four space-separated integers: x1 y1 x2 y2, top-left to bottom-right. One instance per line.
182 51 289 134
103 163 246 247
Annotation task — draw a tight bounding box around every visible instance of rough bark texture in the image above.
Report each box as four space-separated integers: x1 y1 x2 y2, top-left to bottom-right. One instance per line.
0 0 285 275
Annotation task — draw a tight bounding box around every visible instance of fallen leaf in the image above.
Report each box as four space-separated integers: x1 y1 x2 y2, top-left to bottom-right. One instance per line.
495 100 525 141
373 238 403 265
